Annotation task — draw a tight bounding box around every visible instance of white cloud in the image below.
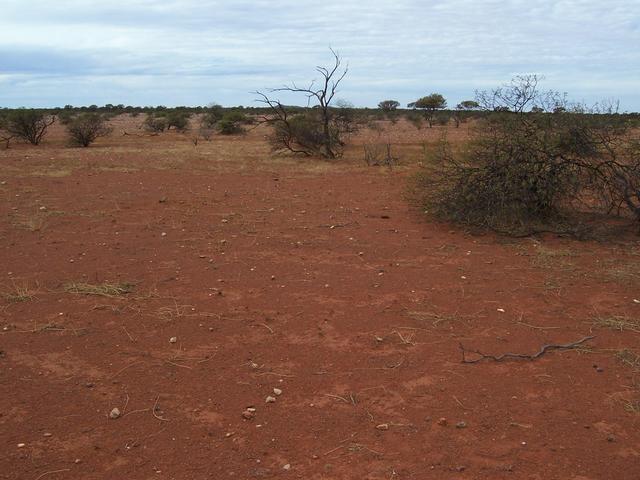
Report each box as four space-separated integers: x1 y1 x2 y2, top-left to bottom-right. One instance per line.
0 0 639 109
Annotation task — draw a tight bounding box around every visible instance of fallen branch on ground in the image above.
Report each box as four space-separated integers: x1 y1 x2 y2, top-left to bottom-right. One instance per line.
459 336 595 364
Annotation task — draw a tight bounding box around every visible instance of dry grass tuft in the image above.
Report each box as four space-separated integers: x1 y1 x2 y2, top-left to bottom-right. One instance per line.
407 310 466 327
530 245 576 270
616 349 640 369
1 281 37 302
592 315 640 333
64 282 134 297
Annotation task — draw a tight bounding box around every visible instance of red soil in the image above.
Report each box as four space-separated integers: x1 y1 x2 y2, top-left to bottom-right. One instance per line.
1 118 639 479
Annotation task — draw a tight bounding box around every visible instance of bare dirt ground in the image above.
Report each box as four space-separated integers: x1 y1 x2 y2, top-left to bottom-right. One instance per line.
2 117 640 479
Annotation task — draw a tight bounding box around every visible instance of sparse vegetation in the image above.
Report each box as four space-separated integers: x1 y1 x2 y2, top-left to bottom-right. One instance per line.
63 282 134 297
592 315 640 333
66 113 112 147
415 75 640 236
256 49 349 158
5 109 55 145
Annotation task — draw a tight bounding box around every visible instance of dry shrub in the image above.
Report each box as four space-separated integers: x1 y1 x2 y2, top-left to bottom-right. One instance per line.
416 79 640 236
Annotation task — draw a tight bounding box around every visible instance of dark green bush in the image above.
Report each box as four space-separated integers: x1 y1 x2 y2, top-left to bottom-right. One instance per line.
217 111 248 135
66 113 112 147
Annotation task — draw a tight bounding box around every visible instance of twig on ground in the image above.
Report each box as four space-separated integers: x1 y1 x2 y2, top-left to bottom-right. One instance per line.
34 469 71 480
152 395 170 422
460 336 595 363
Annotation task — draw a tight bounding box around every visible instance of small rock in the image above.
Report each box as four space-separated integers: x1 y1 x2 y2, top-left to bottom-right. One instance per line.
74 459 81 464
283 464 291 471
43 433 52 437
161 232 167 237
109 408 121 419
375 423 389 431
169 337 177 344
265 396 276 403
242 410 255 420
497 308 505 313
437 417 448 426
273 388 282 396
456 421 467 429
17 443 25 448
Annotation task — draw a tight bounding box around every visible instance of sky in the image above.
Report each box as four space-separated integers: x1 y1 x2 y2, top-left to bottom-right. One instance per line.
1 0 639 111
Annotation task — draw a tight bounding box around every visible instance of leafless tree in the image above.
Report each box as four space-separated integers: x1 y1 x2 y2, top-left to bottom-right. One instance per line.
255 49 348 158
475 74 567 113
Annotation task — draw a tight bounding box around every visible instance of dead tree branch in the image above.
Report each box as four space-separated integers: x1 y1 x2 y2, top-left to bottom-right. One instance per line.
459 336 595 363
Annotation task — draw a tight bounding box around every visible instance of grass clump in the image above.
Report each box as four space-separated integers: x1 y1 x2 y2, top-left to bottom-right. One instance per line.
64 281 134 297
592 316 640 333
1 282 36 302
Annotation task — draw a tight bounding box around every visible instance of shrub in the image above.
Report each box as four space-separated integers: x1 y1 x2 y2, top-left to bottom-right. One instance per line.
256 49 349 158
66 113 112 147
269 111 342 155
417 107 640 235
201 105 224 128
6 109 55 145
143 114 168 133
0 114 13 149
217 111 248 135
166 111 191 131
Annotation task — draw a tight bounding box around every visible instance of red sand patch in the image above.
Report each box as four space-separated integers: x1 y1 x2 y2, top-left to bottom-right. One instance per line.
1 119 639 479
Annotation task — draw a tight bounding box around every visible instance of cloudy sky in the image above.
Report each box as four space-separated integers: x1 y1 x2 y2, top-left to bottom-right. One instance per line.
1 0 639 110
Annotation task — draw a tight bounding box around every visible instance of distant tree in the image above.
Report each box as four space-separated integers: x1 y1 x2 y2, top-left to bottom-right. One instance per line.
378 100 400 111
66 113 112 147
475 75 566 113
410 93 447 127
456 100 480 110
6 109 55 145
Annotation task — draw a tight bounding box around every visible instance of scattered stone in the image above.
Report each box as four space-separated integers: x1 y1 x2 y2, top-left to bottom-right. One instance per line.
74 459 81 464
17 443 25 448
375 336 383 342
161 232 167 237
375 423 389 431
283 464 291 471
497 308 505 313
109 408 121 419
43 433 52 437
242 410 255 420
84 382 94 388
456 421 467 429
169 337 177 344
265 396 276 403
39 206 47 211
273 388 282 396
437 417 448 426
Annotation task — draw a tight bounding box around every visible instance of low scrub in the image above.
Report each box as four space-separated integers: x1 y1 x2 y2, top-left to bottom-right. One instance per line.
66 113 112 147
416 77 640 236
